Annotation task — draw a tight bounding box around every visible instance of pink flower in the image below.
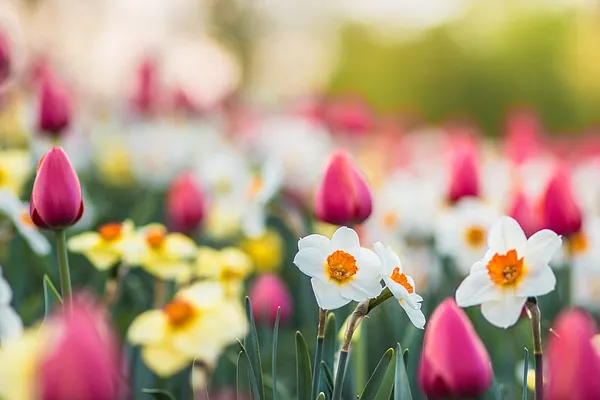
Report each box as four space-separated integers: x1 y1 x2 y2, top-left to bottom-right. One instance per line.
447 141 480 204
539 166 582 237
504 109 542 165
249 274 292 325
418 299 492 399
322 96 373 135
508 190 539 237
37 70 71 137
30 148 83 230
166 173 206 234
0 30 11 85
315 149 372 225
130 57 160 116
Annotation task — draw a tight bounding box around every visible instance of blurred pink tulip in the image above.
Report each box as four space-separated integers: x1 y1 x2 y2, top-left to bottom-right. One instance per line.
418 299 492 399
130 57 160 116
508 190 539 237
166 173 206 234
447 141 480 204
546 309 600 400
0 30 11 85
30 148 83 230
40 297 125 400
504 109 542 164
37 70 71 137
539 166 582 237
315 149 372 225
322 96 373 135
249 274 292 325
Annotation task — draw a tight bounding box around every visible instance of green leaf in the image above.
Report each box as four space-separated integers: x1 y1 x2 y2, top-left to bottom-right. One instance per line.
43 274 62 318
237 340 262 400
522 348 529 400
321 361 334 397
244 297 265 400
296 331 312 400
237 351 245 400
402 349 409 369
359 348 394 400
373 352 396 400
316 393 326 400
141 389 176 400
273 307 281 400
394 343 412 400
322 313 337 370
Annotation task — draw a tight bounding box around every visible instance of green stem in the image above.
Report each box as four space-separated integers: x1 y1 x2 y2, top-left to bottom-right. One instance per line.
353 329 367 392
526 297 543 400
367 287 393 313
331 349 349 400
311 308 327 400
55 229 72 304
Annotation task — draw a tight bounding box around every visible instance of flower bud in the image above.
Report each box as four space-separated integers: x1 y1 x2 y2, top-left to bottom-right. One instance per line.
248 274 292 326
30 147 83 230
447 142 480 203
37 70 71 137
508 190 539 237
40 297 124 400
315 149 372 225
546 309 600 400
166 173 206 234
130 57 159 116
540 166 582 237
418 298 492 399
0 30 11 85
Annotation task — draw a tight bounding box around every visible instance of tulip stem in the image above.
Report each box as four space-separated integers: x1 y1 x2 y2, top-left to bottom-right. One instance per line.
311 309 327 400
55 229 72 304
331 349 349 400
526 297 543 400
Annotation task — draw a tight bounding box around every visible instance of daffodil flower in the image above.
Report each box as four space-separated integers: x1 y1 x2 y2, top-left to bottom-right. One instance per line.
293 226 382 310
67 220 135 270
456 216 561 328
374 242 425 329
128 281 247 377
195 246 253 295
0 149 31 197
0 266 22 341
242 158 283 238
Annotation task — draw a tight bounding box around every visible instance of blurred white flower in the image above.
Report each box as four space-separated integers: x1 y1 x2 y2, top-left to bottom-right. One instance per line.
0 266 22 341
572 158 600 217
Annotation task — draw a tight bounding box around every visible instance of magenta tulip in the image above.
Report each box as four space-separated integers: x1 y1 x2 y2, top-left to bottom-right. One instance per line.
540 166 582 237
37 70 71 137
447 142 480 204
508 190 539 237
166 173 206 234
249 274 292 325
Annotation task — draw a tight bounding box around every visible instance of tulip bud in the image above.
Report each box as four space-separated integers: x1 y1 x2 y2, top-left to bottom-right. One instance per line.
447 142 480 204
248 274 292 325
508 190 539 237
166 173 206 234
546 309 600 400
40 297 124 400
418 299 492 399
315 149 372 225
539 166 582 237
30 147 84 230
0 30 11 85
37 70 71 137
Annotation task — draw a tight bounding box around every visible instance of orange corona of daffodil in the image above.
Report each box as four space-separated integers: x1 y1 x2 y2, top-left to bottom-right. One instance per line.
195 246 253 295
127 281 247 377
68 220 135 270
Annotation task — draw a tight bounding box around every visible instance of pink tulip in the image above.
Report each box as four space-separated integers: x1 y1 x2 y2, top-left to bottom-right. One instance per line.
418 299 492 399
508 190 539 237
539 166 582 237
166 173 206 234
0 30 11 85
40 296 125 400
504 109 542 165
322 96 373 135
249 274 292 325
130 57 160 116
37 70 71 137
30 148 83 230
315 149 372 225
546 309 600 400
447 141 480 204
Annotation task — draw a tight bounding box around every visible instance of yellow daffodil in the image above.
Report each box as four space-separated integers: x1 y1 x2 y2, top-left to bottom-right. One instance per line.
122 224 196 281
68 220 135 270
195 246 253 295
128 281 247 377
241 229 284 273
94 135 135 186
0 329 45 400
0 149 31 197
0 92 29 148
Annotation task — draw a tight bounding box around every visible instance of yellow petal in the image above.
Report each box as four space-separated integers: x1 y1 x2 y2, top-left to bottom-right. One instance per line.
164 234 197 258
142 261 191 281
196 247 221 277
220 247 252 275
178 281 224 309
141 343 190 377
67 233 102 253
84 250 121 271
128 310 168 345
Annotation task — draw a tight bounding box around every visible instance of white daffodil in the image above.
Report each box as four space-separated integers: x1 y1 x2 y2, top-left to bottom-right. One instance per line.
435 198 500 274
456 216 561 328
0 266 23 341
293 226 382 310
374 242 425 329
551 216 600 270
0 189 50 256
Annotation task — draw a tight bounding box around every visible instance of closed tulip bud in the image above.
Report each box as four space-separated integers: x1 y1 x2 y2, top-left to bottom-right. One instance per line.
249 274 292 325
315 149 372 225
540 167 582 237
447 142 480 204
418 299 492 399
0 30 11 85
508 190 539 237
30 147 84 230
37 70 71 137
546 309 600 400
40 297 124 400
166 173 206 234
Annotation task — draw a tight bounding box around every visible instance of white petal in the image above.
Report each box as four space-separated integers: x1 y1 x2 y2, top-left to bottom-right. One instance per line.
293 248 327 280
455 271 501 307
298 234 331 253
356 248 384 281
516 265 556 297
487 216 527 256
0 277 12 305
0 307 23 340
344 278 382 300
179 282 225 308
399 300 426 329
525 230 562 268
383 276 411 302
242 202 266 238
311 278 351 310
373 242 388 268
331 227 360 253
480 296 527 328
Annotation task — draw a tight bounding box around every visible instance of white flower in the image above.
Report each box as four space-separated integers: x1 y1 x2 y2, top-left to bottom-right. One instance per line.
551 215 600 271
293 227 382 310
374 242 425 329
456 216 561 328
0 266 23 341
435 198 500 274
571 264 600 312
0 189 50 256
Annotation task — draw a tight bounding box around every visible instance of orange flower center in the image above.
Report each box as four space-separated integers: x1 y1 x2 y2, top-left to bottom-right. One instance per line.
146 228 166 250
247 177 263 199
464 225 486 249
325 250 358 284
487 249 525 287
163 299 197 328
390 267 414 294
19 210 35 228
383 211 398 229
567 231 588 255
99 223 122 242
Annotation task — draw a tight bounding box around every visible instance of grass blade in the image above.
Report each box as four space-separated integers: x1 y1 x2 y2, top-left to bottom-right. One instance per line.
316 393 326 400
296 331 312 400
373 351 396 400
322 313 337 371
394 343 412 400
522 348 529 400
237 340 262 400
359 348 394 400
321 361 334 397
141 389 176 400
402 348 409 369
43 274 62 318
272 307 281 400
244 297 265 399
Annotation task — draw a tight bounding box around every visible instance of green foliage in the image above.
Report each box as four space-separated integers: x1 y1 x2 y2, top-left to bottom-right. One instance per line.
42 274 62 319
295 332 312 400
359 348 394 400
244 297 265 399
394 344 412 400
140 389 176 400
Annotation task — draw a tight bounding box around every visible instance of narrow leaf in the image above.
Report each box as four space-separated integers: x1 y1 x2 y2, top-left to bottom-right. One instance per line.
244 297 265 399
402 349 409 369
359 348 394 400
141 389 176 400
296 331 312 400
322 313 337 370
522 348 529 400
43 274 62 318
394 343 412 400
316 393 326 400
237 351 245 400
272 307 281 400
321 361 334 397
373 352 396 400
238 340 262 400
